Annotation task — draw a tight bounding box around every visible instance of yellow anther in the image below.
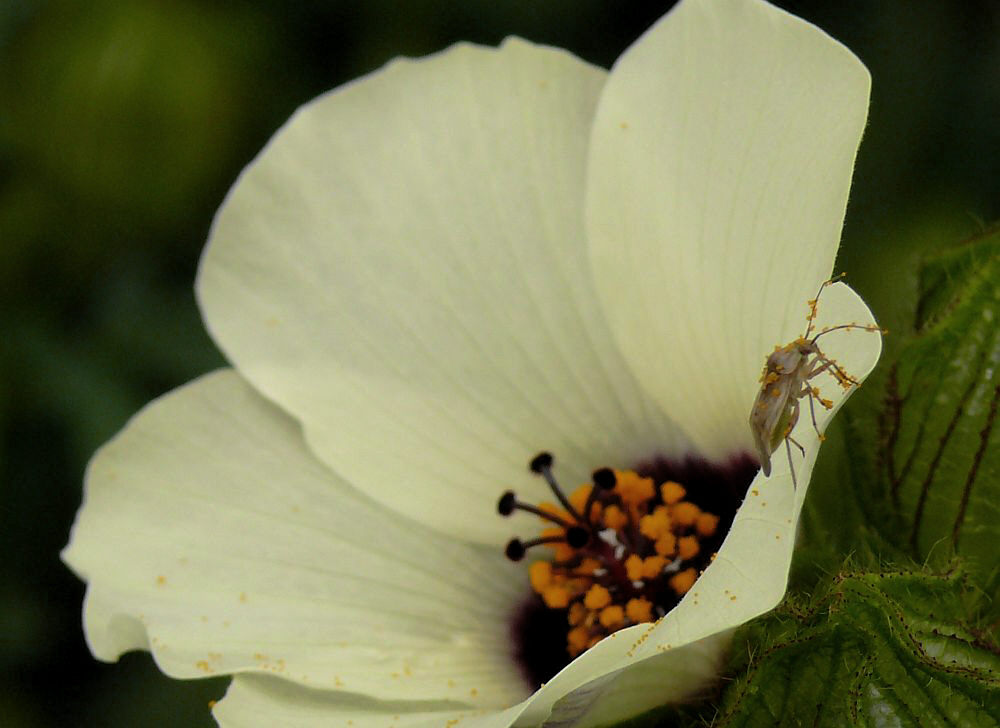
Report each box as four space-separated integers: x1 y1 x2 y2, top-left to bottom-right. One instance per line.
567 626 590 656
616 470 655 506
625 597 653 624
669 568 697 595
507 457 727 660
625 554 644 582
537 502 569 523
542 584 570 609
529 561 552 592
540 526 574 561
602 504 628 530
654 532 677 557
569 485 592 519
660 481 686 504
578 557 601 575
677 535 700 561
639 506 671 540
641 555 667 579
583 584 612 610
695 512 719 538
599 605 624 629
670 501 701 527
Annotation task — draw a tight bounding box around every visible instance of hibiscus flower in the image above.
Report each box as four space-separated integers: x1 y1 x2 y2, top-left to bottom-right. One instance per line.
63 0 881 725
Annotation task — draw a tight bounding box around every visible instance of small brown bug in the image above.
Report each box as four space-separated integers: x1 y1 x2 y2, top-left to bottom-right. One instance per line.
749 276 882 487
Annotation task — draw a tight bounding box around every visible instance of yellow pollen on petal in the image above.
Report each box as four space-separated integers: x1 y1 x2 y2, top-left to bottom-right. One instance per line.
625 553 644 582
602 504 628 530
670 501 701 527
695 512 720 537
529 561 553 592
599 605 625 629
583 584 612 610
641 555 667 579
639 505 671 540
669 568 698 595
542 584 571 609
626 597 654 624
660 481 686 504
677 535 700 561
654 532 677 557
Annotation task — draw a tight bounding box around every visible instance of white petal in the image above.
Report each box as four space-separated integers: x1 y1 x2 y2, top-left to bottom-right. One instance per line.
214 675 528 728
618 284 880 660
586 0 871 458
214 631 728 728
509 283 880 726
536 631 731 728
198 38 688 546
62 370 529 707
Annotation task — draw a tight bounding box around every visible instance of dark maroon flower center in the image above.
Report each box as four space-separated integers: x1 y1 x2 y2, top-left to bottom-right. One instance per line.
501 451 756 689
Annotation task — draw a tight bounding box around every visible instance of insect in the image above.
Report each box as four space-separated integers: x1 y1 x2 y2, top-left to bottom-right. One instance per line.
749 276 882 487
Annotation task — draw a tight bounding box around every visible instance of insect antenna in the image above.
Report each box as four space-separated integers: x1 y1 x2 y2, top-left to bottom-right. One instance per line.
810 322 884 344
803 273 845 338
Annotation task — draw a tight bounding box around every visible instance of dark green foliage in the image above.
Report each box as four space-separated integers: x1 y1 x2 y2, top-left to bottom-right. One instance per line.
718 569 1000 728
882 229 1000 596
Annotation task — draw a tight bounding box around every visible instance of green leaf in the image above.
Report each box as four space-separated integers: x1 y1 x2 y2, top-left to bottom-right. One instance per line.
876 227 1000 595
717 568 1000 727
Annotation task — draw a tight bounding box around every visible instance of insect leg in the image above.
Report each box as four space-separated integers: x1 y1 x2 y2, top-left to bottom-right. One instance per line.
784 434 806 489
822 358 858 388
806 353 858 389
785 438 796 488
806 386 822 440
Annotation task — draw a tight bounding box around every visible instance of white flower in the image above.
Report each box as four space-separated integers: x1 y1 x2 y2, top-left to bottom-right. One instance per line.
63 0 881 726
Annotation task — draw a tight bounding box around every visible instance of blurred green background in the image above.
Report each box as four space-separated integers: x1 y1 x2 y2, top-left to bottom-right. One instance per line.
1 1 997 725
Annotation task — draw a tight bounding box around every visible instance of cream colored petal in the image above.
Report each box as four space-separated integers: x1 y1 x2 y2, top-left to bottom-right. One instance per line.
214 631 728 728
502 284 880 727
609 282 880 664
198 38 687 546
61 370 529 708
587 0 871 459
214 675 528 728
536 631 731 728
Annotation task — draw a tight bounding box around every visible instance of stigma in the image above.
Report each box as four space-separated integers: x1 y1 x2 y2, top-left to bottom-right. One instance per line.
499 452 721 658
